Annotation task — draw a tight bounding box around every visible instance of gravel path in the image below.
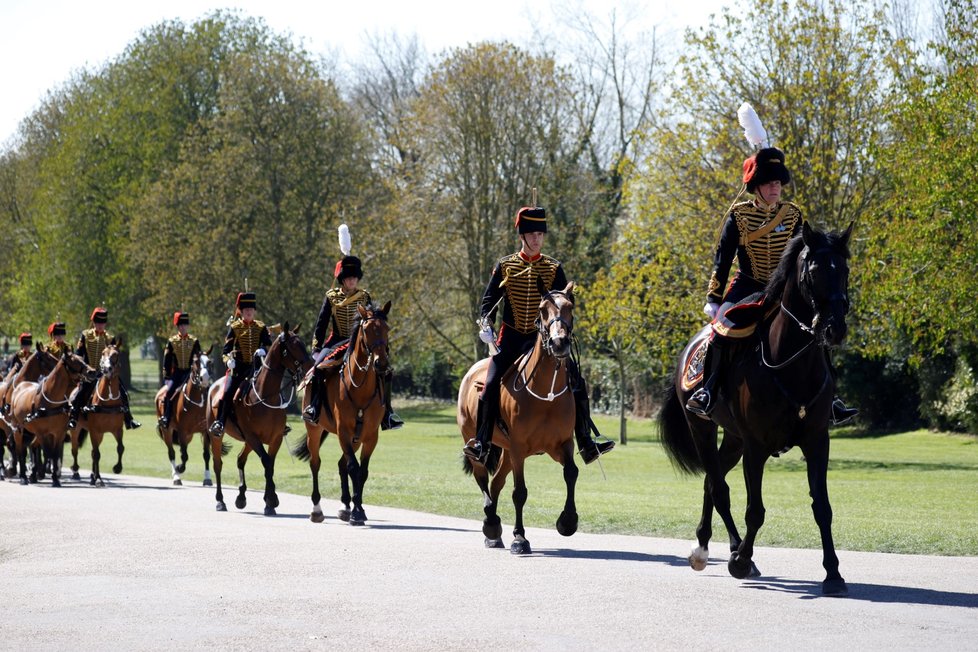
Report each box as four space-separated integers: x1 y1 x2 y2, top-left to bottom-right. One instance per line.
2 473 976 650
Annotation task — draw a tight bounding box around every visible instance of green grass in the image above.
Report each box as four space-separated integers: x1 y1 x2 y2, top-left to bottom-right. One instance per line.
102 394 978 556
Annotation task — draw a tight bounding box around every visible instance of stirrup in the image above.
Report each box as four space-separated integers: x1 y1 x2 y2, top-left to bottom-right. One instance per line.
462 438 489 463
208 420 224 436
158 415 169 428
685 388 714 416
580 438 615 465
381 411 404 431
302 404 319 423
831 398 858 425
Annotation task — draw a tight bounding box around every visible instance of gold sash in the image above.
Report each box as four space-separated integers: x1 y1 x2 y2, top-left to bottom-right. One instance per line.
741 204 791 245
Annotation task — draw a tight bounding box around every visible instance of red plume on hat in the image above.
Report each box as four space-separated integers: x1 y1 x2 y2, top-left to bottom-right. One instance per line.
90 306 108 323
48 322 66 336
19 332 32 345
173 311 190 326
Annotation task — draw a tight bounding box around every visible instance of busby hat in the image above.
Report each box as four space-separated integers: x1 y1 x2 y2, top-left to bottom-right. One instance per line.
48 322 66 337
743 147 791 193
173 311 190 326
236 292 257 310
515 206 547 234
90 307 108 324
19 332 32 346
334 255 363 281
736 102 791 194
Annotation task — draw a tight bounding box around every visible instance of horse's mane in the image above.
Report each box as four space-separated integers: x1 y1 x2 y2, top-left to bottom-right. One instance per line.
764 225 850 300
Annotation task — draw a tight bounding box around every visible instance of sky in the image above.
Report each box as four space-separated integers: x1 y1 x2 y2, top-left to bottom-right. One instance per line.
0 0 731 145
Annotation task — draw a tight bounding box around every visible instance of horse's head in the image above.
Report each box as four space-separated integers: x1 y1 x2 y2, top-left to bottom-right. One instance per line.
536 280 575 359
799 221 853 346
356 301 392 373
270 322 314 377
100 342 121 379
192 345 215 389
63 351 98 384
26 347 59 378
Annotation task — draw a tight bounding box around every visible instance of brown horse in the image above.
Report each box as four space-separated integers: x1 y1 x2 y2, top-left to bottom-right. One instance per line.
207 323 312 515
457 283 579 554
294 301 392 525
9 351 97 485
659 222 852 596
68 342 128 486
0 347 59 479
154 346 217 486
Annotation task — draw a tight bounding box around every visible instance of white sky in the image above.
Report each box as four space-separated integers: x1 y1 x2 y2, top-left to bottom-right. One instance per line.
0 0 731 145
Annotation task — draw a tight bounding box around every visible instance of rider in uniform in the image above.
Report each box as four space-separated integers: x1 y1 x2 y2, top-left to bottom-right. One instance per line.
303 225 403 430
69 307 140 430
158 311 201 429
208 292 272 436
46 322 71 356
462 205 615 465
5 332 33 376
685 143 858 424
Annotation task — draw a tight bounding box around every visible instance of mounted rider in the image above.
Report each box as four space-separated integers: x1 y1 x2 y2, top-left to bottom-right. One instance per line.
46 322 72 356
158 311 202 429
5 332 33 376
208 291 272 436
685 103 858 425
302 224 403 430
462 204 615 465
68 307 140 430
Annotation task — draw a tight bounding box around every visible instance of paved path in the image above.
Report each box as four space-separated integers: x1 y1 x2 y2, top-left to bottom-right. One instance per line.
1 473 976 650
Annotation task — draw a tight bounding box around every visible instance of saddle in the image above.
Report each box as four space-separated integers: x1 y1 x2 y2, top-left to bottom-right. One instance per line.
711 292 778 340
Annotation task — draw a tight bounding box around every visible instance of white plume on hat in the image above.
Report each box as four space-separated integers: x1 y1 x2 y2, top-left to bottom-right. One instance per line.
737 102 769 150
338 223 351 256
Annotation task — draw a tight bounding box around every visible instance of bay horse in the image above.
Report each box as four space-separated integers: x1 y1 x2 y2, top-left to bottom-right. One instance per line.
659 221 853 596
294 301 392 525
155 347 218 486
207 323 312 515
68 342 127 486
0 347 59 479
457 282 579 554
9 351 97 485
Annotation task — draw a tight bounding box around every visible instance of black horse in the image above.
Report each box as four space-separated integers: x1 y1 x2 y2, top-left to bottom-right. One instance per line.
659 221 853 597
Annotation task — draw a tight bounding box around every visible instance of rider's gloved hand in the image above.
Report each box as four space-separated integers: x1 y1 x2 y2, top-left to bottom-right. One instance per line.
703 302 720 319
227 357 236 370
478 318 495 344
256 348 267 357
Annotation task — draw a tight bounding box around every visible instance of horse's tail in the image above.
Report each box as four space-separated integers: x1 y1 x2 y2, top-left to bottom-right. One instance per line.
220 440 232 456
659 384 704 475
76 428 89 449
291 431 328 461
461 444 502 475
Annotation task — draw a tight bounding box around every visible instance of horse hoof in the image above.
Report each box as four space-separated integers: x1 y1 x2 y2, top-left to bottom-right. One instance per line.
52 478 61 488
263 506 277 516
349 518 365 526
556 511 578 537
338 508 351 522
269 495 280 509
203 478 213 487
728 554 754 580
689 546 709 571
71 472 81 481
484 537 505 549
510 537 532 555
482 516 502 540
234 496 247 510
19 478 28 485
310 512 325 523
822 577 849 597
90 474 96 486
173 478 182 486
216 502 227 512
112 463 122 474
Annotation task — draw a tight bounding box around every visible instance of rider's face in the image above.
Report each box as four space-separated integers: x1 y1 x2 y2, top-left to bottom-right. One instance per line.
341 276 359 293
757 180 782 204
177 324 189 335
521 231 545 256
241 307 256 322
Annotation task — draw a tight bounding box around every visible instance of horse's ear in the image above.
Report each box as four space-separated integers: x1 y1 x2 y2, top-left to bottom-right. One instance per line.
802 220 815 247
382 301 391 315
206 344 215 356
564 281 575 297
110 336 118 347
283 321 290 335
36 341 43 352
292 322 301 335
358 304 368 319
841 220 854 246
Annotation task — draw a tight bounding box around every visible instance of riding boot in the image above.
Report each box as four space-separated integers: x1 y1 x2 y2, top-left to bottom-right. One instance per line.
573 385 615 464
209 395 230 436
464 388 498 463
686 338 725 416
120 384 141 429
158 395 172 429
380 374 403 431
302 370 324 423
67 395 84 430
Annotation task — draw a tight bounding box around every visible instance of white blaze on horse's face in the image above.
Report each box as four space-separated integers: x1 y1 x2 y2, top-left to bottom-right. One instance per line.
199 353 211 387
542 293 574 358
100 351 115 376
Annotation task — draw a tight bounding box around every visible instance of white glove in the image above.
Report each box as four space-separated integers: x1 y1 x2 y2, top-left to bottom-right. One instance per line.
477 318 495 344
703 302 720 319
256 348 267 357
226 358 236 370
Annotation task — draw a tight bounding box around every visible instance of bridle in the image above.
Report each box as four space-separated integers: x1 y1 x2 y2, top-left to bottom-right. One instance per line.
514 291 574 402
246 332 311 410
345 314 389 390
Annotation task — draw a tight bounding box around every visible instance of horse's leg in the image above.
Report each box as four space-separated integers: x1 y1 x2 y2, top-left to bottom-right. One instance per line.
260 438 281 516
17 431 31 485
28 437 41 484
212 435 226 511
689 419 743 570
555 438 579 537
340 438 365 526
90 431 105 487
349 442 375 525
337 451 352 522
728 445 767 580
177 432 190 475
52 434 65 488
234 443 251 510
70 431 82 480
165 431 181 485
509 451 531 555
482 451 511 547
201 433 214 487
802 432 848 596
691 429 744 570
308 430 325 522
112 428 124 474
